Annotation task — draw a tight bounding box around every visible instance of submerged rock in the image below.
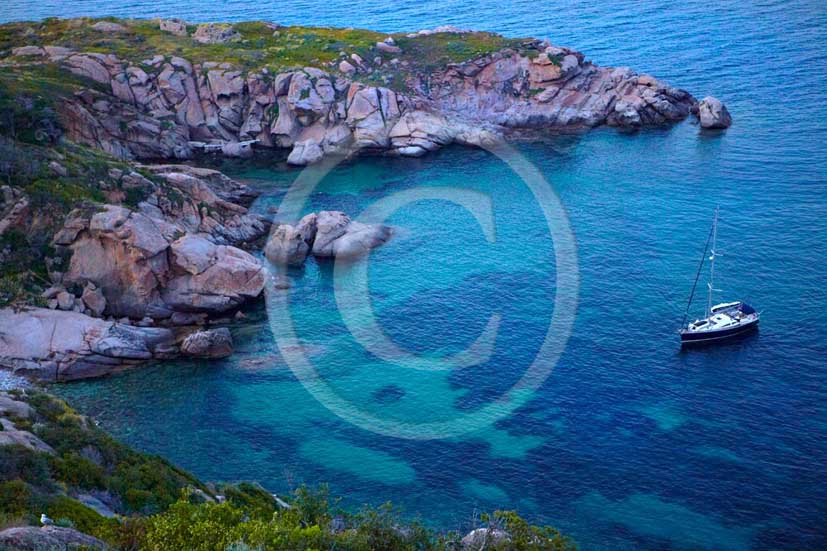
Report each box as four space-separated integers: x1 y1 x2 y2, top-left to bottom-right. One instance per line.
181 328 233 358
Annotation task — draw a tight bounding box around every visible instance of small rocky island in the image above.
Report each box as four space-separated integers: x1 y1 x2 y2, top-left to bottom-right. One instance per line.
0 17 730 382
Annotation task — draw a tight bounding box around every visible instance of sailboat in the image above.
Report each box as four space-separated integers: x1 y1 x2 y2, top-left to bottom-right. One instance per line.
678 207 759 345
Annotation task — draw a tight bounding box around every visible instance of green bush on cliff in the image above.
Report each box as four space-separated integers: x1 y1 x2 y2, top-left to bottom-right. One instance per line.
140 485 575 551
3 392 210 518
1 392 575 549
0 479 35 516
46 495 120 541
0 444 52 489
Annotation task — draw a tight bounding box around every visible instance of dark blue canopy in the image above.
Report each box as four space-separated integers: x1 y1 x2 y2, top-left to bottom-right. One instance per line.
740 303 756 315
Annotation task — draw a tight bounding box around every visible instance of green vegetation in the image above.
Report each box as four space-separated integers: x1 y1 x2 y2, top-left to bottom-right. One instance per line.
140 487 575 551
0 17 532 77
394 31 525 72
0 391 575 550
0 18 385 73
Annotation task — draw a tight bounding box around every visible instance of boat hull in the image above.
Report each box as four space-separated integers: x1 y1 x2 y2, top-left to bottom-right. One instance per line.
680 318 759 345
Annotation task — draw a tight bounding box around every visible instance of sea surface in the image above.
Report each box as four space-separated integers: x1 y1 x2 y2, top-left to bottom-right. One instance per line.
6 1 826 549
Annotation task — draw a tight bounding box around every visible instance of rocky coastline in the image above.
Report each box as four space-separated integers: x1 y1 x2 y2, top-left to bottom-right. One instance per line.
0 17 731 383
2 18 730 167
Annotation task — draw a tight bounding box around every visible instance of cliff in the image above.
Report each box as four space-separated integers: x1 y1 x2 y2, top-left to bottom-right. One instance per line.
0 18 710 166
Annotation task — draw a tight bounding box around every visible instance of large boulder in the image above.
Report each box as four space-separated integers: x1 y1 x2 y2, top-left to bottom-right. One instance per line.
162 235 266 313
264 211 390 266
0 525 107 550
159 19 188 36
0 308 177 381
264 213 318 267
311 211 391 259
193 23 241 44
390 110 454 156
698 96 732 129
346 84 400 149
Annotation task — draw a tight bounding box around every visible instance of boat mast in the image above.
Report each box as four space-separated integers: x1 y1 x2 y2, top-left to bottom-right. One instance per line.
707 206 719 316
680 218 714 328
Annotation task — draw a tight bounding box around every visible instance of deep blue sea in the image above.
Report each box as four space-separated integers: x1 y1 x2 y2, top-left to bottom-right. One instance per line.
6 1 827 549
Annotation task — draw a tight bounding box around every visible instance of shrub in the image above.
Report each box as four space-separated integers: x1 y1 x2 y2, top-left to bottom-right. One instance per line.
0 445 52 488
143 497 246 551
50 452 106 490
0 479 32 515
46 495 119 542
220 482 278 520
483 510 576 551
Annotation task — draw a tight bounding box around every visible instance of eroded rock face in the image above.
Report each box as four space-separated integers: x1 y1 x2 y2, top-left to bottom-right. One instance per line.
0 308 178 381
0 525 107 551
12 36 706 164
0 416 55 453
59 206 265 319
52 165 268 321
265 211 390 267
162 236 265 313
698 96 732 129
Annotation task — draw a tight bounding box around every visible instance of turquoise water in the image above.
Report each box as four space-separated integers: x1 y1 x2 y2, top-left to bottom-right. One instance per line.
12 1 826 549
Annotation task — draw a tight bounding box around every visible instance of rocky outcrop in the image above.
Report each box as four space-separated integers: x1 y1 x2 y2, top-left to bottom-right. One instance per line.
461 528 511 550
0 420 53 452
264 213 319 267
159 19 188 36
0 308 178 381
91 21 126 33
698 96 732 129
264 211 391 267
0 525 107 550
180 327 233 358
55 205 265 320
0 393 53 452
6 35 713 164
428 46 694 129
193 23 241 44
0 185 29 237
46 164 268 321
